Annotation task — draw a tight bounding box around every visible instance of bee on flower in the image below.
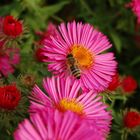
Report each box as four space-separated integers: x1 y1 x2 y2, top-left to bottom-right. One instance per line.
41 21 117 92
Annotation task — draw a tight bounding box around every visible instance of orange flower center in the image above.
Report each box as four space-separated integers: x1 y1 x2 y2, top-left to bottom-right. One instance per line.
71 45 93 69
58 98 84 115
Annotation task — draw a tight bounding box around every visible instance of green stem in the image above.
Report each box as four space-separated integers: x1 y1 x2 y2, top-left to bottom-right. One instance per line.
110 99 115 108
121 129 128 140
6 129 11 136
51 15 64 22
122 95 127 105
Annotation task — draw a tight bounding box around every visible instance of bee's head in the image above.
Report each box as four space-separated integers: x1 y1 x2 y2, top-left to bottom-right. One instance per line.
66 54 73 58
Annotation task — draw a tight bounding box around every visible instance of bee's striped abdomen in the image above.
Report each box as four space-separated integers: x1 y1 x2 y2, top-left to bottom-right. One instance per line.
70 65 81 79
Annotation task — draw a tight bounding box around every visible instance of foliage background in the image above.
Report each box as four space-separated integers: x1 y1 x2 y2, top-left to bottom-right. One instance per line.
0 0 140 139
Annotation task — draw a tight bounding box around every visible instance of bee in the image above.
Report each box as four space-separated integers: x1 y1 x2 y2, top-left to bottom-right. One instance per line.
66 54 81 79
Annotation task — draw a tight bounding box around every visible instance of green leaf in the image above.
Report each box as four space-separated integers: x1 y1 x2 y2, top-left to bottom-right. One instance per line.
129 56 140 66
108 0 116 7
21 34 34 53
7 74 17 83
110 31 122 53
20 0 42 11
40 1 70 18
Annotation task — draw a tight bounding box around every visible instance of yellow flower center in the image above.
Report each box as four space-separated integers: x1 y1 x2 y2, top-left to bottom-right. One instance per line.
71 45 93 68
58 98 84 115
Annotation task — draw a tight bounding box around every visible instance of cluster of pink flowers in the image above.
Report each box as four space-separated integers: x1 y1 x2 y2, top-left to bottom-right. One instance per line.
0 15 22 77
0 4 139 138
14 21 118 140
0 47 20 77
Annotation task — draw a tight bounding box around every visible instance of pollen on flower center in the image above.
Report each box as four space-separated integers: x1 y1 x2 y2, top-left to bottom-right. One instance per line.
58 98 84 115
71 45 93 68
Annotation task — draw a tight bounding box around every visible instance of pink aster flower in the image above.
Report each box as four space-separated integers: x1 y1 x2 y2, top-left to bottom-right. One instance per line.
36 22 59 45
14 109 104 140
126 0 140 24
35 22 59 62
42 21 117 92
0 47 20 77
30 76 112 138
